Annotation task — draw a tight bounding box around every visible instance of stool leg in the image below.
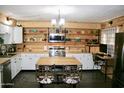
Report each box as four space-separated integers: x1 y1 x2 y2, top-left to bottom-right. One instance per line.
72 84 76 88
39 83 44 88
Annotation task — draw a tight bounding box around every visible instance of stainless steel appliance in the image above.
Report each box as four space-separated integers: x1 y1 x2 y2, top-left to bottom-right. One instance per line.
49 46 65 57
112 32 124 87
1 60 12 88
48 33 65 43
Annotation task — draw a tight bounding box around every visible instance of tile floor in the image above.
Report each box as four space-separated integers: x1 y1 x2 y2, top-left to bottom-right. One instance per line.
12 70 112 88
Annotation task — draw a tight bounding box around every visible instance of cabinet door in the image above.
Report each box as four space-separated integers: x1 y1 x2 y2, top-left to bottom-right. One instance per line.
18 56 22 72
13 27 23 44
11 58 17 79
3 26 13 44
21 54 43 70
21 54 30 70
11 54 22 79
73 53 94 70
28 54 37 70
81 53 94 70
21 54 36 70
16 55 22 74
0 23 10 34
28 54 42 70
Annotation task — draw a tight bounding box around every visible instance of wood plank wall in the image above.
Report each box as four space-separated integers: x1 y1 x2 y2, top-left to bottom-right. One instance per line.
101 16 124 32
17 20 101 29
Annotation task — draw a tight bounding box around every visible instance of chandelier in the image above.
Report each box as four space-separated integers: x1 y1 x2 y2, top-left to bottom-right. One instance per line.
51 9 65 27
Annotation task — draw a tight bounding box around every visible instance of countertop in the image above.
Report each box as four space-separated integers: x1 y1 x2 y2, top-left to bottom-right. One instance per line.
0 51 87 65
0 58 11 64
18 51 83 54
37 56 81 65
20 51 48 54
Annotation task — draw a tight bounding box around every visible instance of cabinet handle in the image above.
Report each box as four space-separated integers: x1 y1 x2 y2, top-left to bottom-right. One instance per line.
19 58 22 60
80 57 81 60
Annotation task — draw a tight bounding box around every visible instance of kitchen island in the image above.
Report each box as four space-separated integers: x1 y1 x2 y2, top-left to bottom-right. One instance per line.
36 57 82 87
37 56 81 65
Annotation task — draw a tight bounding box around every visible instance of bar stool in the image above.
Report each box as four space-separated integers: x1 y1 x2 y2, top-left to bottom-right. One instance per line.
36 65 54 87
63 65 82 88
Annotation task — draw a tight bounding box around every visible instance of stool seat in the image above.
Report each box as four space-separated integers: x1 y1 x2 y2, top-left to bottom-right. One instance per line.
63 76 80 84
40 78 52 84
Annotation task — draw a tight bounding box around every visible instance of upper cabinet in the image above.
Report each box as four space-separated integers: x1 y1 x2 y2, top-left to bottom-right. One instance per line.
0 23 10 34
13 27 23 44
3 26 13 44
0 23 23 44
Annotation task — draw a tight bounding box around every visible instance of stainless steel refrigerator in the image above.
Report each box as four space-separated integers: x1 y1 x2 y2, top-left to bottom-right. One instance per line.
112 32 124 87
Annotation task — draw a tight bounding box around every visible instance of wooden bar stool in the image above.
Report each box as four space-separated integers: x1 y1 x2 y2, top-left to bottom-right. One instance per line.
63 65 82 88
36 65 54 87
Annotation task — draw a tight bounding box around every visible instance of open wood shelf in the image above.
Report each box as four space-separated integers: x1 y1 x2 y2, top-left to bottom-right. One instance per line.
16 27 100 53
23 42 47 44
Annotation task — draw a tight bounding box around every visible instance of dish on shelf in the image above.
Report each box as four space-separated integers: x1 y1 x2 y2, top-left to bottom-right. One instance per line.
31 29 37 32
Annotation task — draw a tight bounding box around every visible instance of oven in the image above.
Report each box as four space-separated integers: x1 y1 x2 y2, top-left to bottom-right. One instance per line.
49 46 65 57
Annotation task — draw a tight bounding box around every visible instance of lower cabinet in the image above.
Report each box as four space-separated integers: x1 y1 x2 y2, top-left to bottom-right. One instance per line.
21 54 47 70
11 54 22 79
11 53 95 79
67 53 94 70
10 53 48 77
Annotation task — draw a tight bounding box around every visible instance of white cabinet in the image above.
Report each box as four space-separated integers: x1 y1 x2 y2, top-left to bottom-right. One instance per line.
0 23 14 44
0 23 23 44
3 26 13 44
11 54 22 79
66 53 94 70
73 53 94 70
12 27 23 44
16 54 22 74
0 23 10 34
81 53 94 70
10 53 48 79
21 54 36 70
11 57 17 79
21 53 44 70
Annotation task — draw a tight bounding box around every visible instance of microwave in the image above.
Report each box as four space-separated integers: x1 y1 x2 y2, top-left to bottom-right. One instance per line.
49 33 65 43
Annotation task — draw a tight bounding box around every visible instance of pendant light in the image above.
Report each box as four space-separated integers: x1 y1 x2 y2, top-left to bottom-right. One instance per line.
51 9 65 27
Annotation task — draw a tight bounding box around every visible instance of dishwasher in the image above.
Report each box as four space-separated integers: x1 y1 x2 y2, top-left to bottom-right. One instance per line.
1 60 12 88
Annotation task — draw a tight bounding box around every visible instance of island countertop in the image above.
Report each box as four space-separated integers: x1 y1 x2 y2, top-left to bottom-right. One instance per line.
37 56 81 65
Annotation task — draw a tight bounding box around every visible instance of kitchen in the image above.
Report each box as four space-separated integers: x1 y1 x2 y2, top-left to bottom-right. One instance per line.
0 5 124 88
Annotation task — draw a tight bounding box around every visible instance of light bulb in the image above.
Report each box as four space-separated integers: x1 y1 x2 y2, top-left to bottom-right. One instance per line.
59 18 65 26
51 19 56 26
